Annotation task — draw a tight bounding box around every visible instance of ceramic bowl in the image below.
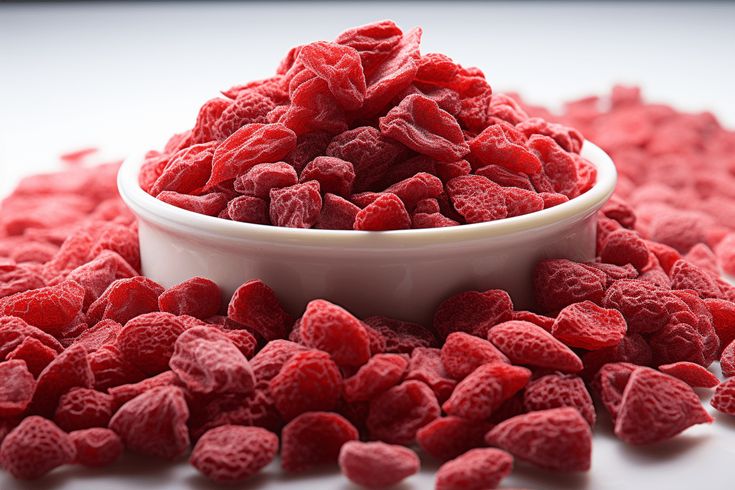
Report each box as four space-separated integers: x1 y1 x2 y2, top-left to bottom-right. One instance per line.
117 141 616 325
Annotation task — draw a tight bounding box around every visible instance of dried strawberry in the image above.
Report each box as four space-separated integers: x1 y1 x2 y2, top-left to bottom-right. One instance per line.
317 193 361 229
299 41 366 110
281 411 358 473
157 191 228 216
592 362 637 422
334 20 403 76
711 377 735 415
443 363 530 420
86 276 164 326
364 316 437 354
406 347 456 402
433 289 513 339
0 416 75 480
658 362 720 388
300 299 370 367
29 343 93 417
54 387 113 431
435 448 513 490
416 416 491 462
158 277 221 319
469 125 541 174
249 339 309 382
5 336 57 377
339 441 420 488
523 374 596 425
534 259 606 313
0 360 35 417
343 353 408 403
234 161 298 199
225 195 269 224
0 280 84 337
116 312 187 376
488 320 583 372
227 279 291 341
366 380 440 445
353 193 411 231
150 143 216 195
269 180 323 228
446 175 508 223
551 301 627 350
440 332 509 380
69 428 123 468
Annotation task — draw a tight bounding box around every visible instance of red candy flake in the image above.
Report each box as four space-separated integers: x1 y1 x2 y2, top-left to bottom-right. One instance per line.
658 362 720 388
170 326 256 396
440 331 509 380
0 280 84 337
486 407 592 472
233 161 298 199
533 259 606 313
54 387 113 431
281 411 358 473
190 425 278 483
109 386 190 460
343 353 408 403
446 175 508 224
86 276 164 325
433 289 513 339
366 380 440 445
0 360 35 417
29 343 93 417
487 320 584 372
416 416 492 462
300 299 370 366
523 373 596 426
354 193 411 231
69 428 123 468
551 301 627 350
435 448 513 490
116 312 187 376
711 377 735 416
227 279 291 341
339 440 420 488
269 350 342 420
614 367 712 445
0 416 75 480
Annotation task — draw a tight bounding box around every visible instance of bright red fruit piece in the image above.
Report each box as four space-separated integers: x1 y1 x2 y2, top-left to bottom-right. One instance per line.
300 156 355 197
433 289 513 339
552 301 627 350
705 298 735 353
299 41 366 110
300 299 370 366
353 193 411 231
486 407 592 472
364 316 437 354
334 20 403 75
116 312 187 376
406 347 456 402
317 193 361 229
227 279 291 341
234 161 298 199
0 280 84 336
249 339 308 382
416 416 492 462
343 353 408 403
441 332 509 380
711 377 735 415
435 448 513 490
469 125 542 175
720 339 735 377
446 175 508 223
523 374 596 425
269 180 323 228
157 191 228 216
658 362 720 388
158 276 221 319
0 360 35 417
366 380 440 445
533 259 606 313
340 441 420 488
190 425 278 483
54 387 113 431
69 428 123 468
86 276 164 325
0 416 75 480
29 343 93 417
281 411 358 473
5 336 57 377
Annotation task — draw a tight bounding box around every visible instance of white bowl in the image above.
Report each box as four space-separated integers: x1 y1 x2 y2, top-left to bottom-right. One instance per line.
117 141 616 325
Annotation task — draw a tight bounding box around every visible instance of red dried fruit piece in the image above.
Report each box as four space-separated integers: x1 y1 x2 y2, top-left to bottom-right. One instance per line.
190 425 278 483
0 360 35 417
190 97 231 144
533 259 606 313
380 94 469 162
67 250 138 308
670 259 723 299
600 229 650 271
233 161 298 199
343 353 408 403
415 197 441 214
339 440 420 488
721 340 735 378
488 320 583 372
269 180 323 228
170 326 255 396
384 172 444 211
524 374 596 426
366 380 440 445
299 41 366 110
158 277 221 320
614 367 712 445
280 74 348 135
469 125 542 175
475 164 534 191
364 316 437 354
711 377 735 415
335 20 403 75
433 289 513 339
406 347 456 402
511 310 555 331
706 298 735 353
227 279 291 341
486 407 591 472
213 90 276 141
540 192 570 208
116 312 187 376
6 336 57 377
88 344 144 391
684 243 720 276
0 280 84 336
517 117 583 153
206 123 296 189
602 279 689 334
646 240 682 275
149 142 216 195
658 362 719 388
317 193 360 229
300 156 355 197
249 339 309 382
551 301 627 350
300 299 370 366
225 195 269 224
592 362 637 422
269 350 341 420
0 416 75 480
54 387 112 431
503 187 545 217
108 371 178 411
281 411 358 473
441 332 509 380
285 132 332 172
446 175 508 223
353 193 411 231
69 428 123 468
527 135 579 197
109 386 190 460
416 416 491 462
86 276 164 325
442 363 530 420
221 328 258 358
157 191 228 216
435 448 513 490
29 343 93 417
583 262 638 286
649 321 713 367
412 212 460 228
717 233 735 276
0 265 45 299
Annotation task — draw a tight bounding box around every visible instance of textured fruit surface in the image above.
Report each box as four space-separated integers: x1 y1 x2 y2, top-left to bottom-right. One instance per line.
443 363 530 420
281 411 358 473
552 301 627 350
417 416 492 462
0 416 75 480
367 380 440 445
0 360 35 418
339 441 420 488
69 428 123 468
523 374 596 426
300 299 370 366
435 448 513 490
433 289 513 339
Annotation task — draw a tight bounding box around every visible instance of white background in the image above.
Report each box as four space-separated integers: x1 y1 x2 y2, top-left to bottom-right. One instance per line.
1 2 735 489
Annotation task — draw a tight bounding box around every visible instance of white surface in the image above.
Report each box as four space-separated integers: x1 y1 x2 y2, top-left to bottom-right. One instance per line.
1 2 735 489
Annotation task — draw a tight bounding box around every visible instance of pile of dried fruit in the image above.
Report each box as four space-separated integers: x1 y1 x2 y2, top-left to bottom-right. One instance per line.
139 20 594 230
1 20 735 490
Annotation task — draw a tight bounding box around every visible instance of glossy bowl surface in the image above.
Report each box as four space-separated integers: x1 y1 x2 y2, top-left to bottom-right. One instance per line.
118 141 617 324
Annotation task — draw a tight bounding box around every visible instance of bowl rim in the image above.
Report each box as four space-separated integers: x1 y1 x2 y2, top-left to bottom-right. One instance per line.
117 140 617 248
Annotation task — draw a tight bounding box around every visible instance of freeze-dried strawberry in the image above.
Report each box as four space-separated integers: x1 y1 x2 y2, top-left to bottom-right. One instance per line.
158 277 220 320
69 428 123 468
433 289 513 339
29 343 93 417
384 172 444 211
353 193 411 231
602 279 688 334
367 380 440 445
300 299 370 366
108 371 178 412
220 328 257 358
511 310 555 331
524 374 596 426
705 298 735 352
0 360 35 417
364 316 437 354
339 441 420 488
227 279 291 341
684 243 720 276
0 280 84 337
213 90 276 140
190 97 231 144
316 193 360 229
116 312 187 376
527 135 579 197
86 276 164 325
67 251 138 308
435 448 513 490
670 259 723 299
343 353 408 402
592 362 637 422
6 336 57 377
583 262 638 286
446 175 508 223
300 156 355 197
406 347 456 402
190 425 278 483
170 326 255 396
0 265 45 299
54 387 112 431
157 191 228 216
280 74 348 135
517 117 583 153
533 259 606 313
711 377 735 415
88 344 144 391
658 362 719 388
269 350 341 420
487 320 583 372
717 233 735 276
281 411 358 473
649 321 713 367
540 192 569 208
600 229 649 271
721 340 735 378
206 123 296 189
412 211 459 228
416 416 491 462
415 197 441 214
334 20 402 75
475 164 534 191
552 301 627 350
486 407 591 472
441 332 509 380
225 195 269 224
299 41 366 110
109 386 190 460
150 143 216 196
503 187 545 217
0 416 75 480
249 339 308 382
269 180 323 228
469 125 541 175
233 161 298 199
614 367 712 445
